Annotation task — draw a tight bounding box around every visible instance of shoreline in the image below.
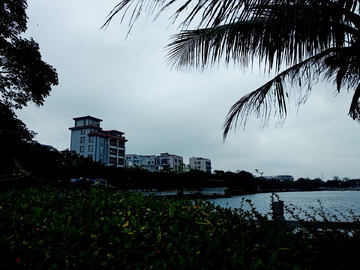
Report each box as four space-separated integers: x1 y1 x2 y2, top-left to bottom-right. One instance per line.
135 187 360 199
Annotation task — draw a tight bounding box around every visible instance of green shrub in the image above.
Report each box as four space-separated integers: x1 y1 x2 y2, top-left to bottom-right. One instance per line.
0 188 358 269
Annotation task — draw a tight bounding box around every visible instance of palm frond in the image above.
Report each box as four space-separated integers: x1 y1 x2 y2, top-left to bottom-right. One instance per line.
166 1 358 70
165 21 265 70
349 83 360 121
222 47 353 139
105 0 360 134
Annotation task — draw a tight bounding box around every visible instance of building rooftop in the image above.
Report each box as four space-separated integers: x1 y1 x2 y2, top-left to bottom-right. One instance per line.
73 116 103 122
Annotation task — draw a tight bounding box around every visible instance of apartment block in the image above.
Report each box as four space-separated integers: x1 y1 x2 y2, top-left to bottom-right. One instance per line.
156 153 183 171
189 157 212 173
69 116 127 167
126 152 183 171
125 154 157 171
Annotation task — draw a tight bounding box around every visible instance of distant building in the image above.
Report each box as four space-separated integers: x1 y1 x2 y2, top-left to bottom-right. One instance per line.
189 157 212 173
156 153 183 171
265 175 294 181
69 116 127 167
125 154 157 171
126 152 183 171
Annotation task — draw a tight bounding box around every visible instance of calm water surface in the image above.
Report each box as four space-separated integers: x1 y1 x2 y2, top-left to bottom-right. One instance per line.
208 191 360 220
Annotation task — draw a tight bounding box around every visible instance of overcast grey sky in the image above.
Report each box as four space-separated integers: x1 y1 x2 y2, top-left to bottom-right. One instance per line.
15 0 359 180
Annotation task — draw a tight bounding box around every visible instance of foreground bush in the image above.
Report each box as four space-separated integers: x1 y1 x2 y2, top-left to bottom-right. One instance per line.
0 188 359 269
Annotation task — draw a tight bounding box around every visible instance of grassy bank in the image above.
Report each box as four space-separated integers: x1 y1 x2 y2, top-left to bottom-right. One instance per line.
0 187 359 269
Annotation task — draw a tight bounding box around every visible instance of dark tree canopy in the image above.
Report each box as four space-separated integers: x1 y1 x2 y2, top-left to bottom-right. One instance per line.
0 0 58 160
0 102 32 167
104 0 360 139
0 0 58 109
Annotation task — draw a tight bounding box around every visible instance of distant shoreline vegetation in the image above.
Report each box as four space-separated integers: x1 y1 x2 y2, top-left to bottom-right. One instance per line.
1 144 359 193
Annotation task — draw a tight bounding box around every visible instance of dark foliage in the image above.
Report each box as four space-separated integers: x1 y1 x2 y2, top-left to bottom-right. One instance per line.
0 103 33 169
0 0 58 109
0 0 58 165
1 188 360 269
4 141 359 193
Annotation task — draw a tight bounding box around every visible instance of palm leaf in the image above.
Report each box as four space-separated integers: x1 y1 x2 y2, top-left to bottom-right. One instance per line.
105 0 360 134
222 47 356 139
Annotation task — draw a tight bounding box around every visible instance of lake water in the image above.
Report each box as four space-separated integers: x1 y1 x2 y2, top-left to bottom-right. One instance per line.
207 190 360 221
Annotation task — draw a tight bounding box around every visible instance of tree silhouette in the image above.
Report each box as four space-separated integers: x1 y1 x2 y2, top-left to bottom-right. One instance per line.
0 0 58 162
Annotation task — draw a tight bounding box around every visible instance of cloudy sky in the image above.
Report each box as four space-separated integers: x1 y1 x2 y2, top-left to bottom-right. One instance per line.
16 0 359 180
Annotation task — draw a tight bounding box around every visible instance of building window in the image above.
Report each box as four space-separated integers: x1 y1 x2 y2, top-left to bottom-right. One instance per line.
161 159 168 165
118 149 124 156
89 136 94 142
110 139 117 147
80 146 84 152
100 138 104 145
80 137 85 143
81 128 85 134
100 146 104 155
110 148 117 155
88 145 93 152
109 157 117 165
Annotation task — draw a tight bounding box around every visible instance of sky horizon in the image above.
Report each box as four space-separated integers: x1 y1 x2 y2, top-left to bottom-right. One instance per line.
14 0 360 181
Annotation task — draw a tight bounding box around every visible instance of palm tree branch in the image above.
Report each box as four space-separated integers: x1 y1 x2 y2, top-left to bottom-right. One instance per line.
165 21 265 70
103 0 360 131
222 47 350 139
103 0 360 33
164 1 359 72
349 83 360 121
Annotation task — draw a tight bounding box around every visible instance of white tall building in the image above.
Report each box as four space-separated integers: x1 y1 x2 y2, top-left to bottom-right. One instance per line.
69 116 127 167
189 157 212 173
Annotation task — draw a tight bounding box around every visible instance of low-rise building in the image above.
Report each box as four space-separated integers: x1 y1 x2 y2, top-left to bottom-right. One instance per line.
265 175 294 181
126 152 183 171
156 153 183 171
189 157 212 173
125 154 157 171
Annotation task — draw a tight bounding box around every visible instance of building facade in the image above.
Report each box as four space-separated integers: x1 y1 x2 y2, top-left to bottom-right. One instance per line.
265 175 294 181
126 153 183 171
69 116 127 167
189 157 212 173
125 154 157 171
156 153 183 171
